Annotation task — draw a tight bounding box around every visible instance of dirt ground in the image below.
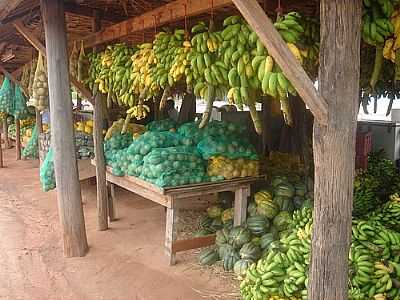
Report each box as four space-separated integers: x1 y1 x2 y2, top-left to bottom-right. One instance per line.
0 149 239 300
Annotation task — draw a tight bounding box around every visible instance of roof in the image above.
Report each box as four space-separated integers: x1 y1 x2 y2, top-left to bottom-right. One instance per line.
0 0 319 74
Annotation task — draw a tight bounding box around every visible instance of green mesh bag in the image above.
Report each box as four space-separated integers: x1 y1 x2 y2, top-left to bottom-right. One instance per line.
146 118 176 132
197 136 258 160
140 146 208 187
22 124 38 159
0 78 14 114
13 85 29 120
40 148 56 191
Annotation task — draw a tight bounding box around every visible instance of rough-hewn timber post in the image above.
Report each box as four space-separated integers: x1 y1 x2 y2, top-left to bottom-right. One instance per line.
2 119 9 149
309 1 362 299
92 10 109 229
41 0 88 257
0 130 3 168
15 119 21 160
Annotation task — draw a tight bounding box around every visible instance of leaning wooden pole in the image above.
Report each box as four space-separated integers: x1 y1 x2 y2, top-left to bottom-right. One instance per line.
309 1 362 299
92 10 109 229
15 119 21 160
41 0 88 257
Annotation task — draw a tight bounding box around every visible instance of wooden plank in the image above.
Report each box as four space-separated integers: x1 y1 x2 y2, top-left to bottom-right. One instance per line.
165 207 178 265
81 0 233 48
234 187 249 226
41 0 88 258
232 0 328 126
15 119 21 160
0 0 24 21
172 235 216 253
309 1 362 299
77 159 96 180
12 20 93 103
105 172 172 208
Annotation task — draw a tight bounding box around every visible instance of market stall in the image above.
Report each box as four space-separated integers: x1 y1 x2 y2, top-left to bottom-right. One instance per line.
1 0 399 299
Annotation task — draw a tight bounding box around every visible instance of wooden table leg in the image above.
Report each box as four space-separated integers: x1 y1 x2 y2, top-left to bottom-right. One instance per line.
107 182 117 222
165 205 178 265
234 187 249 226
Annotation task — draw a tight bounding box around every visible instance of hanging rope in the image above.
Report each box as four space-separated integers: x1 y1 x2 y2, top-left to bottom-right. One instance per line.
183 1 188 40
210 0 214 22
152 15 158 36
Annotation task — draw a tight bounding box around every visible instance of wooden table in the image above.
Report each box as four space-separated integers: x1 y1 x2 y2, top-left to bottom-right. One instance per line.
99 163 262 265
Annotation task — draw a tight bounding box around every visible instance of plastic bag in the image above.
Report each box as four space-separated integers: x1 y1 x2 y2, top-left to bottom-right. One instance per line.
40 148 56 191
0 78 14 114
140 146 207 187
197 136 258 160
13 85 29 120
22 124 38 159
146 118 176 132
207 156 260 180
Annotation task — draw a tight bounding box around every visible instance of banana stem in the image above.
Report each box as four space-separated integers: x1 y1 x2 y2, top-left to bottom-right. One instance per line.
199 84 215 129
121 113 131 134
370 44 384 91
248 101 262 135
159 86 171 110
280 96 293 126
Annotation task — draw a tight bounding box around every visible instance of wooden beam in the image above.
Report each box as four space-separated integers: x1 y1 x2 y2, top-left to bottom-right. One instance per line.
81 0 233 48
0 0 24 21
12 20 93 102
232 0 328 126
310 1 362 299
41 0 88 258
0 63 28 95
64 2 125 23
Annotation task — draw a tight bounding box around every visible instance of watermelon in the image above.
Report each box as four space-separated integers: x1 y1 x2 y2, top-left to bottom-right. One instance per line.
271 176 288 187
274 183 295 198
221 208 234 224
257 200 279 219
247 202 258 217
239 242 261 260
218 243 235 259
207 205 223 218
234 259 254 278
193 229 214 237
223 249 240 271
260 233 275 249
210 218 223 231
215 228 230 246
246 215 270 236
199 248 219 265
274 196 294 212
295 182 307 196
199 215 213 229
229 226 252 249
293 196 304 209
273 211 292 231
254 190 273 205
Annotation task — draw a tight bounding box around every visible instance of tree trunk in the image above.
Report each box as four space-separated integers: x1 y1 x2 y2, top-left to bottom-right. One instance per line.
178 93 196 124
41 0 88 257
309 1 361 299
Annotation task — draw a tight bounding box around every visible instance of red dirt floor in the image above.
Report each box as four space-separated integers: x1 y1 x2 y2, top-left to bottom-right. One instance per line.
0 149 238 300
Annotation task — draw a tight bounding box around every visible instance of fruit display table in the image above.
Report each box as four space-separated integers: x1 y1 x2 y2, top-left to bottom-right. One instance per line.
96 161 262 265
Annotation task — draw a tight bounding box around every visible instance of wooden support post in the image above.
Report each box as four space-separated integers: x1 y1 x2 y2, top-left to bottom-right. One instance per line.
15 119 21 160
41 0 88 257
35 109 42 134
107 182 117 221
0 131 3 168
92 9 109 230
2 119 9 149
94 92 108 230
234 187 249 226
309 1 362 299
261 97 273 155
165 204 178 265
232 0 328 126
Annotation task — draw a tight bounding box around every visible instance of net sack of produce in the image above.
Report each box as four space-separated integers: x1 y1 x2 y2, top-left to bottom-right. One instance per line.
0 77 14 114
40 148 56 192
146 118 176 132
121 131 182 176
203 121 247 138
31 54 49 111
13 85 29 120
104 132 133 152
207 156 260 180
177 121 205 146
140 146 207 187
22 124 38 159
197 136 258 160
77 41 89 84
